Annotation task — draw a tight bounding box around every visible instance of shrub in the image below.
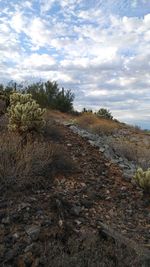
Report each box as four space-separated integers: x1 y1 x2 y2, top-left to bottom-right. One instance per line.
133 168 150 193
92 124 116 136
0 99 6 115
96 108 113 120
7 92 46 134
54 88 74 112
82 108 93 113
0 83 14 110
0 132 75 192
26 81 75 113
111 141 150 169
77 113 96 129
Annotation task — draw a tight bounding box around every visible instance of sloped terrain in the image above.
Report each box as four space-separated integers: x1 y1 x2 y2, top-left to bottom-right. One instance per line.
0 117 150 267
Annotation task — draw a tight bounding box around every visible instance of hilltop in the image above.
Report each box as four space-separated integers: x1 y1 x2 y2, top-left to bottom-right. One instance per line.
0 109 150 267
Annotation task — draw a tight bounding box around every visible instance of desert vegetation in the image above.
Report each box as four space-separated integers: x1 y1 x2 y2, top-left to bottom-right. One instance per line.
76 112 119 136
0 89 75 193
0 81 149 267
134 168 150 193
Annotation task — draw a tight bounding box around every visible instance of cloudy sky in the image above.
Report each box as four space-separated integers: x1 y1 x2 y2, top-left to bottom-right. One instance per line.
0 0 150 128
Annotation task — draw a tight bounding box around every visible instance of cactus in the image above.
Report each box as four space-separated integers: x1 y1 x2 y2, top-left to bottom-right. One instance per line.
8 93 46 134
133 168 150 193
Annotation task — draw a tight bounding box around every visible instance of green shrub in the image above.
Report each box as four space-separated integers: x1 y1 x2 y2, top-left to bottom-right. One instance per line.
133 168 150 193
96 108 113 120
7 92 46 134
26 81 74 112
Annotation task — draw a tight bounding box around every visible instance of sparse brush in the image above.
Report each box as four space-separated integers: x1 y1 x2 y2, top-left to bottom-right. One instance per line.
7 92 46 134
0 131 75 192
133 168 150 193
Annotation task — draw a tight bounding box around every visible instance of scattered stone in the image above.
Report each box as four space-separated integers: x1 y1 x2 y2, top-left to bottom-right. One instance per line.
74 219 82 225
18 202 31 211
2 216 10 225
99 147 105 153
5 249 17 261
67 143 72 147
68 123 141 181
70 205 81 216
25 225 40 241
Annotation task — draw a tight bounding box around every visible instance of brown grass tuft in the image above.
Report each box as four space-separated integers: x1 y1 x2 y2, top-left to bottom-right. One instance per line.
111 140 150 169
76 113 120 136
0 131 75 193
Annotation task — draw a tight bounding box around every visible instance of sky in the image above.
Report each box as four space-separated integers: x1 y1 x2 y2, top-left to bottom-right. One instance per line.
0 0 150 128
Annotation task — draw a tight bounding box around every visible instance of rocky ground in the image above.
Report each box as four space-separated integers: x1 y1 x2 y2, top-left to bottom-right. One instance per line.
0 119 150 267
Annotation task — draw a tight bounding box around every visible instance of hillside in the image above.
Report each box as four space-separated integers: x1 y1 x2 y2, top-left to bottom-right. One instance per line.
0 111 150 267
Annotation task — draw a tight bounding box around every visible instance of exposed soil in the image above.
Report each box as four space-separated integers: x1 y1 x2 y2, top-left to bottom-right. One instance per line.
0 120 150 267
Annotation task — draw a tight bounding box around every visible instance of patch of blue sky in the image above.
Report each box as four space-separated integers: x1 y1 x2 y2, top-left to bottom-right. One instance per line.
118 48 137 57
46 2 61 14
92 0 149 18
18 32 33 52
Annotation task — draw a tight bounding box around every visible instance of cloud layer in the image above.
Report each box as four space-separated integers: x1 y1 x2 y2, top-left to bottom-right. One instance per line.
0 0 150 128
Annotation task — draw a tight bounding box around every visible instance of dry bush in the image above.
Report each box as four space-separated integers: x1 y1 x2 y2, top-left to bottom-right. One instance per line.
92 123 116 136
77 113 97 129
45 231 141 267
44 109 72 122
44 120 64 141
111 140 150 169
0 114 8 132
0 99 6 115
0 132 75 192
77 113 119 136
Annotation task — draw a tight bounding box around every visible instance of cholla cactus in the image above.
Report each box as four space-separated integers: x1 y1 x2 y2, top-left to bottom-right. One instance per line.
8 93 46 134
133 168 150 193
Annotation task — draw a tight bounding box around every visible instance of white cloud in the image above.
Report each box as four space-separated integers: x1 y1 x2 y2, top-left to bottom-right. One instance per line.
0 0 150 127
22 53 56 69
11 12 25 33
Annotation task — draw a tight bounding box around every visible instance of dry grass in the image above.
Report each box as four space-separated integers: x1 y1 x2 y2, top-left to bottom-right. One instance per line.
111 140 150 169
44 118 65 142
0 99 6 115
44 109 72 122
76 113 120 136
45 231 142 267
0 131 75 192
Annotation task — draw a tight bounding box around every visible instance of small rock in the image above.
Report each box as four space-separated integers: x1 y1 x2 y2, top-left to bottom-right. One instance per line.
67 143 72 147
105 162 111 167
41 219 52 226
2 216 10 225
58 219 63 227
25 225 40 241
24 244 34 253
70 205 81 216
12 232 19 241
99 147 105 153
18 202 31 211
5 249 17 261
74 219 82 225
80 182 86 187
81 199 93 208
88 140 96 146
23 252 33 266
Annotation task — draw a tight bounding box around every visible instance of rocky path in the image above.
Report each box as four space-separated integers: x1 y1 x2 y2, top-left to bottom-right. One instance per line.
56 123 150 243
0 121 150 266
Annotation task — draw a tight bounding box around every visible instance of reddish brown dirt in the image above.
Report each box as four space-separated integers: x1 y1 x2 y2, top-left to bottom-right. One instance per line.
0 121 149 266
53 123 150 244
